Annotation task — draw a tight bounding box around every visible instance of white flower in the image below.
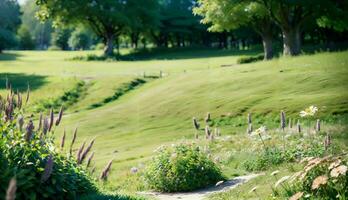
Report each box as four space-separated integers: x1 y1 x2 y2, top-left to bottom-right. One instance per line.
300 105 318 117
251 126 267 136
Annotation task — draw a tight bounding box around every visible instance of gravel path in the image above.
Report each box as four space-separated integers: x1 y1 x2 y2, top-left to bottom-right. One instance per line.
138 174 261 200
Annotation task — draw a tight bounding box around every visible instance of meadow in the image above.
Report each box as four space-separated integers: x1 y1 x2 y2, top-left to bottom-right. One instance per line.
1 48 348 199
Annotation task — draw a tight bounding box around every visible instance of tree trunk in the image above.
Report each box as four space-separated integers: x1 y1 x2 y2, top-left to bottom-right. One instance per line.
261 34 273 60
104 35 114 56
282 27 301 56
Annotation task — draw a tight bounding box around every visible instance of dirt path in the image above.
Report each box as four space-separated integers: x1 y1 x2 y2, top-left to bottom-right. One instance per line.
138 174 261 200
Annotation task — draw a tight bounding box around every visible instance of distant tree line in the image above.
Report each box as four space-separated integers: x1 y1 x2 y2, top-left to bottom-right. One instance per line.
0 0 347 58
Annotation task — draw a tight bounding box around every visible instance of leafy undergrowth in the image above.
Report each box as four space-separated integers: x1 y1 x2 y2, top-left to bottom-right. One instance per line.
0 88 140 200
89 78 148 109
33 80 88 112
144 143 224 192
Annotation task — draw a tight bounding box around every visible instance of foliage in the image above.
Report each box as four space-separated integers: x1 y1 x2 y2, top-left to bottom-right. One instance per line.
243 134 329 171
17 25 35 50
275 156 348 200
36 0 160 56
68 28 93 50
34 81 87 112
144 143 224 192
237 54 264 64
0 93 96 199
0 0 20 52
51 28 72 50
21 0 53 50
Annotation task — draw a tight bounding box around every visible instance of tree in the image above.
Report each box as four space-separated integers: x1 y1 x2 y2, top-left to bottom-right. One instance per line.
68 27 93 50
17 25 35 50
36 0 159 56
51 28 71 50
258 0 348 56
194 0 276 60
21 0 52 49
0 0 21 53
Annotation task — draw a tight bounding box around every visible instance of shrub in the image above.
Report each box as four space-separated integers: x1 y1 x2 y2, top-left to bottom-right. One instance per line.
236 54 264 64
274 156 348 199
0 91 96 199
144 143 224 192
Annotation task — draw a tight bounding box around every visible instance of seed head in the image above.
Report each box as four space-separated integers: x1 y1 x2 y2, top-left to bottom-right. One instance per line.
17 115 24 131
86 152 94 168
25 84 30 104
60 129 66 149
192 117 200 130
100 159 113 181
247 113 252 124
25 120 35 142
48 108 54 132
316 119 321 132
55 106 63 126
41 155 54 183
280 111 286 130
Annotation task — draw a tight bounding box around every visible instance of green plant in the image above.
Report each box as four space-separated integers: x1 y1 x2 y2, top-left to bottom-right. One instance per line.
243 135 329 171
236 54 264 64
0 91 96 199
144 143 224 192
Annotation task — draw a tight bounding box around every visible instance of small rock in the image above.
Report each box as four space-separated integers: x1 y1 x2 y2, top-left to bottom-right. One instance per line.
215 181 224 187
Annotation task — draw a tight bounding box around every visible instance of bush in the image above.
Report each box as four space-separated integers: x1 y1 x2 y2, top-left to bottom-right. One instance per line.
0 91 96 199
144 143 224 192
275 156 348 199
236 54 264 64
48 45 61 51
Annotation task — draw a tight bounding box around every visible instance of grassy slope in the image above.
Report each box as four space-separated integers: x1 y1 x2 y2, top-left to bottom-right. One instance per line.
1 49 348 196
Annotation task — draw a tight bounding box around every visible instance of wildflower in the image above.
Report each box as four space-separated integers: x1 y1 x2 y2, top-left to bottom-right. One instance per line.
311 175 328 190
41 155 54 183
55 106 63 126
6 178 16 200
247 113 252 124
274 176 290 188
60 129 66 149
297 120 301 133
205 112 211 123
289 192 303 200
280 111 286 130
330 165 347 177
25 84 30 104
86 152 94 168
69 127 78 155
48 108 54 132
17 115 24 131
205 125 211 139
130 167 138 174
192 117 200 130
299 105 318 117
316 119 320 132
25 120 35 142
79 138 95 164
76 141 86 164
250 126 266 137
100 159 113 180
37 113 42 131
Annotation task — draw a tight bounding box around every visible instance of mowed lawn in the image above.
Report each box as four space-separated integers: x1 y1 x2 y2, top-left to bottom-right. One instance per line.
1 50 348 192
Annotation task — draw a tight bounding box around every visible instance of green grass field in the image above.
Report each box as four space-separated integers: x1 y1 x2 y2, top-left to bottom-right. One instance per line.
1 49 348 199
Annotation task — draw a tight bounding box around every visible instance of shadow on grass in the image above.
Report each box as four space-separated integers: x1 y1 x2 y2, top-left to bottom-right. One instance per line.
0 73 47 92
0 52 21 61
70 47 262 62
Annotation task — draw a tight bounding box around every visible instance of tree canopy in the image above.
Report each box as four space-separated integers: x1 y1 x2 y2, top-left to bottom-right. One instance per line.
0 0 21 53
36 0 160 56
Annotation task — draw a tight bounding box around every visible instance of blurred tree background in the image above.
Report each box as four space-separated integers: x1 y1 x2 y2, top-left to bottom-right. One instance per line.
0 0 347 57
